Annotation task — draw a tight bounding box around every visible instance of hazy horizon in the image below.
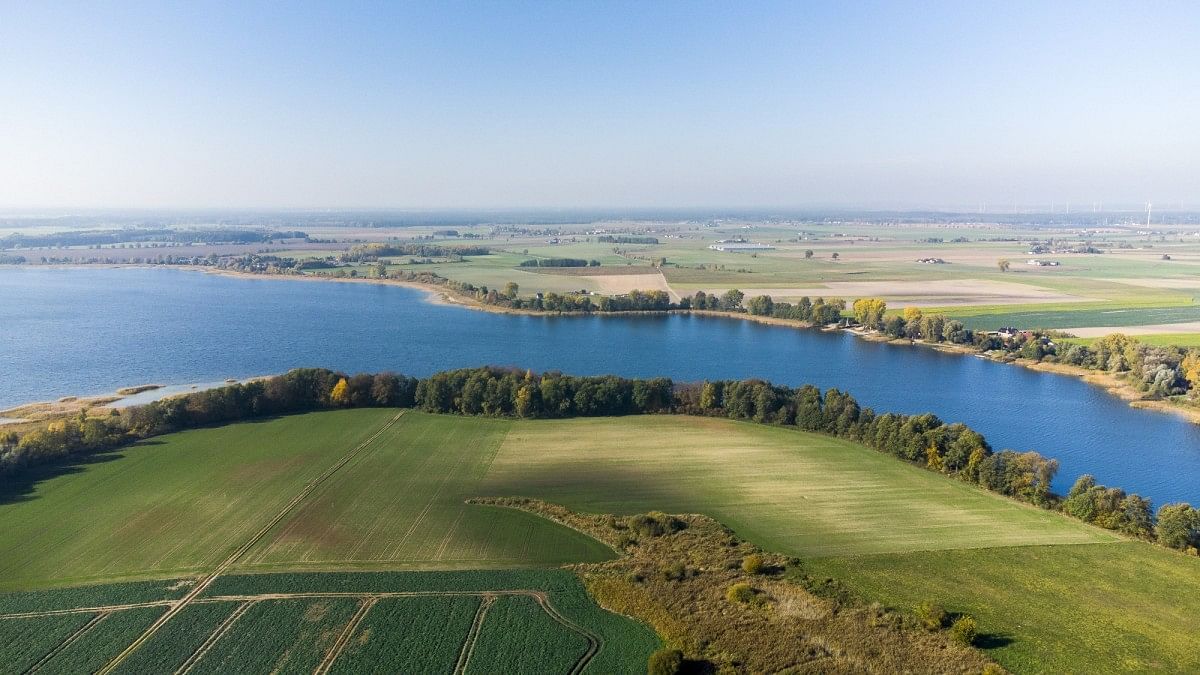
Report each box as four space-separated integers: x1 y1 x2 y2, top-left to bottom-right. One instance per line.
2 1 1197 210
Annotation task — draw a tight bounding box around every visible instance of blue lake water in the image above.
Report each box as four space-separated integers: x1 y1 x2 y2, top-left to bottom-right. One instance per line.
3 266 1199 505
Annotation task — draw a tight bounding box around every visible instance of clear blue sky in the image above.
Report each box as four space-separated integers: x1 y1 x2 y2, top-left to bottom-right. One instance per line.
1 1 1196 210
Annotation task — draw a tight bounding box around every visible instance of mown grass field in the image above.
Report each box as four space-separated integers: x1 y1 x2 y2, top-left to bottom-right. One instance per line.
0 571 658 675
486 416 1114 557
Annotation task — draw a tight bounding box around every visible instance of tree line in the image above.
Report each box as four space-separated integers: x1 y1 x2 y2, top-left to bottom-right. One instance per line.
597 235 659 244
2 366 1196 554
518 258 599 267
342 242 490 261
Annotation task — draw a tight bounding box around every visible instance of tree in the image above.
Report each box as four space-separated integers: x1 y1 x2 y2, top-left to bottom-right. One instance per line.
945 319 971 344
852 297 887 329
741 553 764 574
1157 503 1200 550
699 381 723 410
374 261 387 278
997 259 1011 272
503 281 519 299
1181 350 1200 395
720 288 745 311
804 249 814 259
647 648 684 675
831 252 840 260
746 295 774 316
329 378 350 406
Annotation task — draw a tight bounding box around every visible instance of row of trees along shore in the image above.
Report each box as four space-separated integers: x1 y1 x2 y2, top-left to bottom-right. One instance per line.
3 366 1197 554
417 269 1200 403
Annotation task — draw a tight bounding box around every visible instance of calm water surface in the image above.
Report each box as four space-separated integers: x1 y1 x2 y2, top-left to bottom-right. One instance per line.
3 266 1199 504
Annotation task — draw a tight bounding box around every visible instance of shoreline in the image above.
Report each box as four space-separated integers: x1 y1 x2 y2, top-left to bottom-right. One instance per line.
6 263 1198 425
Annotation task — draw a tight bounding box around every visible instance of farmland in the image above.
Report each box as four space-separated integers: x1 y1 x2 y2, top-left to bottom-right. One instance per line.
1 409 1197 671
0 409 611 591
268 218 1200 343
0 571 653 674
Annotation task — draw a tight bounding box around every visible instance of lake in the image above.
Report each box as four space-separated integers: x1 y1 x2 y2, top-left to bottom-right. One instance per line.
3 266 1199 505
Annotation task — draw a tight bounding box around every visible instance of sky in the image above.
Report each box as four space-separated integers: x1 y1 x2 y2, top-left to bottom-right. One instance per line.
1 1 1197 210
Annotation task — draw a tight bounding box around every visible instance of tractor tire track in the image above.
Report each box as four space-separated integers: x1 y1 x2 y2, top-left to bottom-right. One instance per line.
312 596 376 675
533 592 603 675
174 600 257 675
23 610 110 674
452 593 494 675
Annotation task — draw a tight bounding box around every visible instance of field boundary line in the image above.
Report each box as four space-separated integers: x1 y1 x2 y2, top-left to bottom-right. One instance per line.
533 592 602 675
175 599 257 675
24 610 110 674
199 590 541 602
0 601 175 620
313 596 376 675
97 410 407 675
452 593 494 675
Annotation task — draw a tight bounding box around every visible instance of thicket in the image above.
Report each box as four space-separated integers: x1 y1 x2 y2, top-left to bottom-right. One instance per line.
3 366 1196 554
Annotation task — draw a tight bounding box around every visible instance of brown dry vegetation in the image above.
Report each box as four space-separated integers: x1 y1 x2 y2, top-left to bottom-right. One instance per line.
470 498 1000 674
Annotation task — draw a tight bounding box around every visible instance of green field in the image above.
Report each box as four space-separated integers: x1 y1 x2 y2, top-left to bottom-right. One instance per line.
487 416 1113 556
2 410 1196 672
0 571 658 675
0 409 611 590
